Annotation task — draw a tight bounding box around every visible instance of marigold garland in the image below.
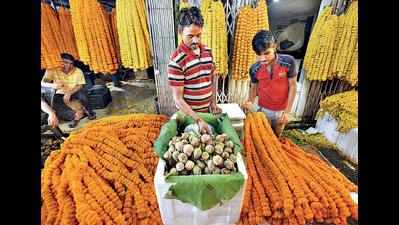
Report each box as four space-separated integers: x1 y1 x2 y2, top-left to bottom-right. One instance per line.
231 1 270 81
304 1 358 86
239 112 357 225
68 0 118 73
41 3 66 70
41 114 168 225
116 0 152 70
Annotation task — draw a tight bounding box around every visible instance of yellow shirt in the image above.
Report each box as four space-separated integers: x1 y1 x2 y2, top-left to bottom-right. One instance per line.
42 68 86 94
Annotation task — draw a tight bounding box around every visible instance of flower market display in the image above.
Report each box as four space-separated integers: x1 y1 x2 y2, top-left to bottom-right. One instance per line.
116 0 152 70
231 1 270 81
317 90 358 133
238 112 357 225
41 3 66 70
41 114 168 225
58 6 79 59
304 1 358 86
69 0 119 73
200 0 228 76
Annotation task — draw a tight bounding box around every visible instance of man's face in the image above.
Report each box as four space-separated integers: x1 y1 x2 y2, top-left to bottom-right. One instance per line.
258 45 277 64
61 59 74 72
180 24 202 51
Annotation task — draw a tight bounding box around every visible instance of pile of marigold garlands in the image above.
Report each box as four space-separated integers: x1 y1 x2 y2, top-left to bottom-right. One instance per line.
41 114 168 225
238 112 357 225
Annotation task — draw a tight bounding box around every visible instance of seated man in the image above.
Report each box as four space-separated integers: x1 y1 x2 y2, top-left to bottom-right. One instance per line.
41 89 83 128
41 53 96 128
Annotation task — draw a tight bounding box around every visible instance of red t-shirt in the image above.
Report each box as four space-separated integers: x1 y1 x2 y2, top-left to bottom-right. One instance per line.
249 54 297 111
167 43 215 112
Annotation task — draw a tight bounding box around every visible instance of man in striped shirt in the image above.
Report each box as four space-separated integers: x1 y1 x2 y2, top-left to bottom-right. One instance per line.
168 6 221 134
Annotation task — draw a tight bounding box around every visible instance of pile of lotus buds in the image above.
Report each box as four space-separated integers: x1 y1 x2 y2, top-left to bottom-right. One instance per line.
163 132 238 176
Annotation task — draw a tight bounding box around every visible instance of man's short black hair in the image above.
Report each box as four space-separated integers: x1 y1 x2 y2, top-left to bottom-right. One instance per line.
60 53 75 62
178 6 204 33
252 30 276 55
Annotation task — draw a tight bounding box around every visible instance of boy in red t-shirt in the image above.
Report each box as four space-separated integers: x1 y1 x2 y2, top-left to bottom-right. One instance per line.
243 30 298 137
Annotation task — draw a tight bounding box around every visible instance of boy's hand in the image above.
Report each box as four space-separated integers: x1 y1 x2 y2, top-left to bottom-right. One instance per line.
242 101 253 113
278 112 289 124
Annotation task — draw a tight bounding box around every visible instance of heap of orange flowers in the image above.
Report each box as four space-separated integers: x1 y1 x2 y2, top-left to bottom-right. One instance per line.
41 3 66 70
69 0 118 73
41 114 168 225
239 112 357 225
58 6 79 59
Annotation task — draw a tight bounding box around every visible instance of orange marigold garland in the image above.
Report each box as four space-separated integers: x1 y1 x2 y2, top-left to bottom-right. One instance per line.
239 112 357 225
41 114 168 225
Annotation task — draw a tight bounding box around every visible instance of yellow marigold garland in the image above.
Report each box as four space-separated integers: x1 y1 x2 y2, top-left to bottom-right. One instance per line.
69 0 118 73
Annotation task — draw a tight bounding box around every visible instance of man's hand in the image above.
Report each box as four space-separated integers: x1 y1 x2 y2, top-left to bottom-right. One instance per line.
55 82 65 90
278 111 290 125
210 103 222 114
197 118 211 134
242 101 253 113
48 112 59 128
63 92 72 104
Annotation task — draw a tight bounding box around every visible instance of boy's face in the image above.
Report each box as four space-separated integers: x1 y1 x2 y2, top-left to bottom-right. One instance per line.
258 45 277 64
180 24 202 51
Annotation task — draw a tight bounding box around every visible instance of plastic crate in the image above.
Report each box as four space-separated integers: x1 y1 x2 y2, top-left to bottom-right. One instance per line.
88 85 112 109
154 152 248 225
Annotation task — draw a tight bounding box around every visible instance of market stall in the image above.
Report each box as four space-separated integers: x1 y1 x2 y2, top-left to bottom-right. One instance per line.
41 0 358 225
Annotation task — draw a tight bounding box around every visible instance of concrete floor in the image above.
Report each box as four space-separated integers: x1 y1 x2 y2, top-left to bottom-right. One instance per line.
58 79 157 133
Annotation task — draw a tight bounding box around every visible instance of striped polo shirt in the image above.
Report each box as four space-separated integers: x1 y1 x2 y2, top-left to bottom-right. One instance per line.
168 43 215 112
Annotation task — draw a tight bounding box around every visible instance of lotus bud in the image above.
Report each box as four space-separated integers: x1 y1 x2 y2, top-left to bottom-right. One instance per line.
178 153 188 163
183 144 194 157
193 148 202 160
168 145 175 153
215 144 224 155
224 147 233 153
221 168 231 174
172 151 180 161
212 155 224 166
176 162 185 171
207 160 215 171
225 140 234 149
221 152 230 159
192 165 202 175
224 159 235 170
181 132 190 140
229 154 237 163
185 160 195 170
215 134 225 143
175 142 184 151
221 133 229 141
163 151 171 160
196 160 206 169
168 168 178 176
201 134 212 144
189 136 200 147
201 151 210 160
205 145 214 154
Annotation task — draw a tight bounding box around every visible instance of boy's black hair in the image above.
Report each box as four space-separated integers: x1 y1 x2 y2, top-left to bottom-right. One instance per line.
60 53 75 62
178 6 204 32
252 30 276 55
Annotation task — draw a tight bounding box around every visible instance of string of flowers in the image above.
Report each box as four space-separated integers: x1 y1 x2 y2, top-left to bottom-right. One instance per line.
41 114 167 225
68 0 118 73
239 112 358 225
